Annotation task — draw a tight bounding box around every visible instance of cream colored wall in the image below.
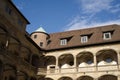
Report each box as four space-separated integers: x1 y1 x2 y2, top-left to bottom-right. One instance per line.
46 43 120 62
42 43 120 80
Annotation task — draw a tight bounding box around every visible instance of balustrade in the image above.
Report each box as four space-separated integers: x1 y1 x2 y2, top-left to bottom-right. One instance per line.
37 64 120 75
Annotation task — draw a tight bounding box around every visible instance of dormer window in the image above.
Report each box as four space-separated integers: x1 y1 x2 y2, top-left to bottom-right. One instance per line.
60 36 72 46
81 36 88 43
60 39 67 45
103 32 112 40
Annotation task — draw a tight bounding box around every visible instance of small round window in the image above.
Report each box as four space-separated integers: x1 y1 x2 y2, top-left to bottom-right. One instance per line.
105 57 113 63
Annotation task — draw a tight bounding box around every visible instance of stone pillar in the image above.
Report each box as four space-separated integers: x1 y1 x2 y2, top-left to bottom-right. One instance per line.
94 55 97 71
56 56 59 73
56 57 59 68
117 52 120 64
118 76 120 80
74 55 77 67
74 55 77 72
94 78 98 80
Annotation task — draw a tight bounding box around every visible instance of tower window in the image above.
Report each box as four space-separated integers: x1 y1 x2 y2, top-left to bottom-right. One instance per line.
34 35 37 39
60 39 67 45
40 42 43 47
81 36 88 43
103 32 111 40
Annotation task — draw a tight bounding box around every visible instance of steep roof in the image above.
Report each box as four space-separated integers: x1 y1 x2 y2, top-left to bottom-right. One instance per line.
35 27 46 33
46 24 120 51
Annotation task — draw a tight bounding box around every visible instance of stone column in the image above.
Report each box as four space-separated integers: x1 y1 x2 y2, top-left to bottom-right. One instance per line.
74 55 77 67
118 76 120 80
56 56 59 73
117 52 120 69
56 56 58 68
94 55 97 71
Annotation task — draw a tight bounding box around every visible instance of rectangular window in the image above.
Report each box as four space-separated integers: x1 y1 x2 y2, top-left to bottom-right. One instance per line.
18 19 23 26
81 36 88 43
60 39 67 45
5 6 12 15
40 42 43 47
34 35 37 39
103 32 111 40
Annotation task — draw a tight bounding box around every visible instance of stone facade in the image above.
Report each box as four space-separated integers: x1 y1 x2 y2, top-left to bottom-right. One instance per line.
0 0 120 80
32 25 120 80
0 0 44 80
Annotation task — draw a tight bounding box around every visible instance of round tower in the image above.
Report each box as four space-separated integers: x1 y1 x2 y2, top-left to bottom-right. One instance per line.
30 27 50 49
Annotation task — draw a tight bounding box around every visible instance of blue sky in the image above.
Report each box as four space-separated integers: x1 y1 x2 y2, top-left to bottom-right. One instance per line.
12 0 120 34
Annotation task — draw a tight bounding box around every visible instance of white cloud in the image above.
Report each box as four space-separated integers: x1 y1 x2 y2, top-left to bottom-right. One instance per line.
64 0 120 31
65 18 120 31
110 4 120 13
79 0 113 14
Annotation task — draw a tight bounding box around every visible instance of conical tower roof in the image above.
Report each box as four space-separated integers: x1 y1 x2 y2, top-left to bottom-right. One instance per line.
35 27 46 33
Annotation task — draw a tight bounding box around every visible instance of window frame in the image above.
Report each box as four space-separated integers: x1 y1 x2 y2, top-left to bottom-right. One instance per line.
103 32 111 40
40 42 43 47
81 36 88 43
34 35 37 39
60 39 67 45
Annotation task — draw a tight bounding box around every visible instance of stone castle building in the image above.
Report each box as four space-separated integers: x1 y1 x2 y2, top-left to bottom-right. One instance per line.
0 0 44 80
31 24 120 80
0 0 120 80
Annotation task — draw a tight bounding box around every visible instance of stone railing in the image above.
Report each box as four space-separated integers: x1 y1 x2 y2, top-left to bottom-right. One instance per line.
37 64 120 75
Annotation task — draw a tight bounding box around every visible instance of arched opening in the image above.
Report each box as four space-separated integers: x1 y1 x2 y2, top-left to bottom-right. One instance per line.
30 77 37 80
77 76 94 80
8 36 21 56
77 52 94 67
38 75 45 80
9 76 16 80
0 26 8 49
17 71 28 80
98 75 117 80
0 60 3 78
20 46 31 63
45 56 56 69
96 49 118 66
3 64 17 80
31 55 40 68
58 76 72 80
45 77 54 80
59 54 74 68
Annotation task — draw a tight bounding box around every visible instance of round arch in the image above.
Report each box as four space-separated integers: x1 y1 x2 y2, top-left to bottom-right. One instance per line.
96 49 118 66
76 51 94 67
31 54 40 68
58 76 73 80
98 74 117 80
0 26 8 49
30 76 37 80
77 75 94 80
45 56 56 68
4 64 17 80
17 71 28 80
8 36 21 56
20 45 31 63
0 60 3 78
45 77 54 80
58 54 74 68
